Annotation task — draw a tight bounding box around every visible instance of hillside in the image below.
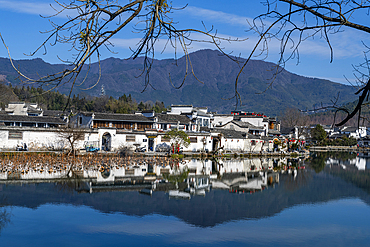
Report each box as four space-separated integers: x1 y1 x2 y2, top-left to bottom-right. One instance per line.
0 50 357 115
0 76 18 108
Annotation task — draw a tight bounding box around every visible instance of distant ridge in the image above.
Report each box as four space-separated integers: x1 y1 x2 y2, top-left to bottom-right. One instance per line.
0 50 357 115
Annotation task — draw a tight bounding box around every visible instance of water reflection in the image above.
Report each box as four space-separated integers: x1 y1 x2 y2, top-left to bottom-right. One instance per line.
1 153 370 246
0 154 288 199
309 152 370 194
0 153 370 234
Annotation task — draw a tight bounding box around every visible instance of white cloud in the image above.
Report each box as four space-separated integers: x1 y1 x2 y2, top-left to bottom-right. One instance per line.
0 0 74 17
182 6 253 27
177 6 367 61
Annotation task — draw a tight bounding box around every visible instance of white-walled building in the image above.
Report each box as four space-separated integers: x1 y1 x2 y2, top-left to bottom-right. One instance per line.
168 105 213 129
5 102 43 116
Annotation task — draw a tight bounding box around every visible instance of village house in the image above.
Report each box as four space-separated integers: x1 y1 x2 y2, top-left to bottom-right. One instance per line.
211 128 273 153
168 105 213 130
0 102 278 153
213 111 280 137
212 114 234 127
216 120 265 136
69 112 156 151
4 102 43 116
232 111 280 136
152 113 193 131
0 117 67 151
339 126 367 139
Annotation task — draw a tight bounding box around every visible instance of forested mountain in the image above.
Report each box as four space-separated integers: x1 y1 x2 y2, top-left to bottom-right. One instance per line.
0 49 357 115
5 85 167 114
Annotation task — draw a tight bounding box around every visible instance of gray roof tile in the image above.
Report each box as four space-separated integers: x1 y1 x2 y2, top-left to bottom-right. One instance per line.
0 115 66 124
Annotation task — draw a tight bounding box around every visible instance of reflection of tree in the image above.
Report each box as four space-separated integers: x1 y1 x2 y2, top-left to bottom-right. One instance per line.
308 152 358 173
54 157 86 193
332 152 357 161
0 194 11 235
0 208 11 235
54 178 85 194
163 167 189 189
283 160 312 192
308 153 327 173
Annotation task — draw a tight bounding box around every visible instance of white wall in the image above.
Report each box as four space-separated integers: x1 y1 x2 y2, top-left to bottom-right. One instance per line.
169 106 193 114
213 115 233 127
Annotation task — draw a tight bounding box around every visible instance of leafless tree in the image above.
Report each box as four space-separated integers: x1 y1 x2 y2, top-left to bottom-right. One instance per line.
1 0 238 105
240 0 370 126
280 107 309 128
280 107 310 138
57 127 85 155
0 207 11 235
3 0 370 126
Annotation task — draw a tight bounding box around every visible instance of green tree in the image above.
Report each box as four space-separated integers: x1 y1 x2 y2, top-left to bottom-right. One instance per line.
311 124 327 143
164 129 190 154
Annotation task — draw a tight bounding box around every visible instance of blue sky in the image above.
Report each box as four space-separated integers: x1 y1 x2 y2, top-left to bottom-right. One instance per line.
0 0 368 85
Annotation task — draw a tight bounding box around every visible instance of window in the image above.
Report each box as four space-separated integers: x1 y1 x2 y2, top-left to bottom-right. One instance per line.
251 140 256 145
203 119 209 127
22 122 35 127
126 135 135 142
9 131 23 139
189 137 197 143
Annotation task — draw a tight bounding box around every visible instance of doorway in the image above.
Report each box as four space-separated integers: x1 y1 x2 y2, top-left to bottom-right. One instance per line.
102 132 111 151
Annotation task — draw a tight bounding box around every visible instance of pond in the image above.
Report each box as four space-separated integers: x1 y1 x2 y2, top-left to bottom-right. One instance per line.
0 152 370 246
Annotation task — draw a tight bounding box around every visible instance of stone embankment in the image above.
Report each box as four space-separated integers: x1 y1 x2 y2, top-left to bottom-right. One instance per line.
309 146 368 152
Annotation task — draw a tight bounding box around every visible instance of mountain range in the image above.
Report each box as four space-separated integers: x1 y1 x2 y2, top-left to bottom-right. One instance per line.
0 49 357 115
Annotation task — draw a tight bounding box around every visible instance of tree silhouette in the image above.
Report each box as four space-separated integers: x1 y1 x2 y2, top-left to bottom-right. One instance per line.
242 0 370 126
2 0 235 104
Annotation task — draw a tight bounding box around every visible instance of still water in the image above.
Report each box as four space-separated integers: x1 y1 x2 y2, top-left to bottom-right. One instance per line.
1 153 370 246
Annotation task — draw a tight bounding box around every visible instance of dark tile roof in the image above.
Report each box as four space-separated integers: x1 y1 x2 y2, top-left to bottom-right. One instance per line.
219 120 263 130
92 112 152 122
43 110 68 117
156 114 191 124
232 120 263 129
341 127 358 132
268 129 281 135
280 127 295 135
212 128 247 139
27 106 42 114
329 133 346 139
199 126 211 132
0 115 66 124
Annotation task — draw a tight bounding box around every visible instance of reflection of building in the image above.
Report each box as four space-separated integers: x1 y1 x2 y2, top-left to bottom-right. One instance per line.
356 154 370 170
211 171 279 194
325 156 370 170
215 158 274 176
